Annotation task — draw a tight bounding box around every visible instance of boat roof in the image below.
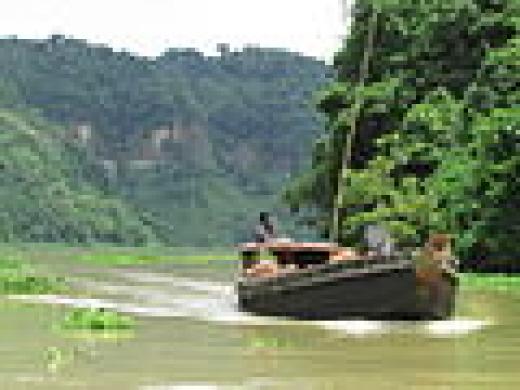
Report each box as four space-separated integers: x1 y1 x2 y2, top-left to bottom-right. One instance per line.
238 241 341 253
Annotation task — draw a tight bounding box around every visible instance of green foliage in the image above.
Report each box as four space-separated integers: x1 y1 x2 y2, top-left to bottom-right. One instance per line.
61 308 135 330
0 256 67 294
460 273 520 292
0 38 331 246
286 0 519 265
0 109 160 245
73 250 237 265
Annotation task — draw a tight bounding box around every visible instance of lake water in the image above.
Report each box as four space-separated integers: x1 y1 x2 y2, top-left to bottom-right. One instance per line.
1 257 519 389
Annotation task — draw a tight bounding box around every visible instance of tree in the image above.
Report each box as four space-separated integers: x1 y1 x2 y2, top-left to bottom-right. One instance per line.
285 0 519 266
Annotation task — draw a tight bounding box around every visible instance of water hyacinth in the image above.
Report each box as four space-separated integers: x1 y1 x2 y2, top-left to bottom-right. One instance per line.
0 257 67 294
61 307 135 330
460 273 520 292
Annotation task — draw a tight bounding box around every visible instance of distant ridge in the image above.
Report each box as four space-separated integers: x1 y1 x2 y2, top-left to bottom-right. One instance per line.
0 37 332 245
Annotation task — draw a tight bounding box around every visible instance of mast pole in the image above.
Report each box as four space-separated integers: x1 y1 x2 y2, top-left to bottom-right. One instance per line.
331 5 379 243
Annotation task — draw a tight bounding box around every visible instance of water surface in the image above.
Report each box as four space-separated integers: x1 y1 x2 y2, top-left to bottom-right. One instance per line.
1 255 519 389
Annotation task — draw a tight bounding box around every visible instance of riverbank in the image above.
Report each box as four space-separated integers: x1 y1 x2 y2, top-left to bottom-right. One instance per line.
0 243 237 266
0 254 67 294
2 243 519 275
459 273 520 293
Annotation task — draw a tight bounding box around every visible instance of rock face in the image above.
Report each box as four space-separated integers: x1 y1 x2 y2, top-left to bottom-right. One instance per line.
71 123 92 145
72 120 211 173
138 125 184 160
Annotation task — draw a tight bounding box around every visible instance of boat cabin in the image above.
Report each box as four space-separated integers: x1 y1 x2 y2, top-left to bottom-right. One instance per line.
238 242 358 277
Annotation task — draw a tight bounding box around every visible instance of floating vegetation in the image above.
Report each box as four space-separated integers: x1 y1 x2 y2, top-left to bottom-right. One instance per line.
74 251 237 265
0 257 67 295
74 253 166 265
61 307 135 331
44 341 102 373
460 273 520 292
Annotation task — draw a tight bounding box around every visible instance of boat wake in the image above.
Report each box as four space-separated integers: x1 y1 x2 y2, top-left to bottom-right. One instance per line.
314 318 492 337
7 269 492 337
424 318 492 336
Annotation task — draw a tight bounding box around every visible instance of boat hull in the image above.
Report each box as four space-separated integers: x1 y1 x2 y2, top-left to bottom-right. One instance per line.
237 259 457 320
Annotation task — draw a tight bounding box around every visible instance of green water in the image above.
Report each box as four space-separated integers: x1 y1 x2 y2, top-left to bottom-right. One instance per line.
1 256 519 389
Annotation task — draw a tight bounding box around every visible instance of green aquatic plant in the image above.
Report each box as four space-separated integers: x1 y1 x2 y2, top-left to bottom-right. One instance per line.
0 257 67 294
460 273 520 292
44 341 100 373
43 346 67 373
74 253 159 265
61 307 135 330
74 250 237 265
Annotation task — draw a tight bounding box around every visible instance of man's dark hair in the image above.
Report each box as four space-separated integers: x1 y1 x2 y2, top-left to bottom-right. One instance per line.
259 212 269 224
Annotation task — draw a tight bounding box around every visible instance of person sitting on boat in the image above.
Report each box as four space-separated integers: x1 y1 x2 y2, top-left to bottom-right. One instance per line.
363 224 396 257
254 212 278 243
421 234 459 275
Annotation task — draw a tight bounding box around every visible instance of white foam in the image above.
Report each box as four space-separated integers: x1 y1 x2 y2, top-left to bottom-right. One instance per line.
313 320 388 335
117 271 232 294
425 318 492 336
140 385 221 390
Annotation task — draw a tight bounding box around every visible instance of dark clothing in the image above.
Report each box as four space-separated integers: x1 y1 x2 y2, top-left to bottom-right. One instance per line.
254 217 277 243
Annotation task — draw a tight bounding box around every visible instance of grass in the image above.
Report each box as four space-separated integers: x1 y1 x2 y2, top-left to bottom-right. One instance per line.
73 251 238 265
0 256 68 294
459 273 520 292
0 243 238 265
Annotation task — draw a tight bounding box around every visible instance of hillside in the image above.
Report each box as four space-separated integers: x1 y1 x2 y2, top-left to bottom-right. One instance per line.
0 37 332 245
0 108 161 245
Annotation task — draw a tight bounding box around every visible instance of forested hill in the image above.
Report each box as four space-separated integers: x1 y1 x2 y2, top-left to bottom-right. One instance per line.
0 108 162 245
0 37 332 246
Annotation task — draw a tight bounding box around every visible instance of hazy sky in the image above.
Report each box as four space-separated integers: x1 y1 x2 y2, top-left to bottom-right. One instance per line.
1 0 352 62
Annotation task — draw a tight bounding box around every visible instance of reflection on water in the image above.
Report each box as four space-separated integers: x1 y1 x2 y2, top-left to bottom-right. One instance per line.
1 259 519 389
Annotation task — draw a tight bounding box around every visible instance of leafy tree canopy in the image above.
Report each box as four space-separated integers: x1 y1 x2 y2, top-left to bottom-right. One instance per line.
285 0 519 267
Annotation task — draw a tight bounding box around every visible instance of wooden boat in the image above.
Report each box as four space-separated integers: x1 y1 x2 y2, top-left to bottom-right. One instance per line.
236 239 458 320
235 8 461 321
